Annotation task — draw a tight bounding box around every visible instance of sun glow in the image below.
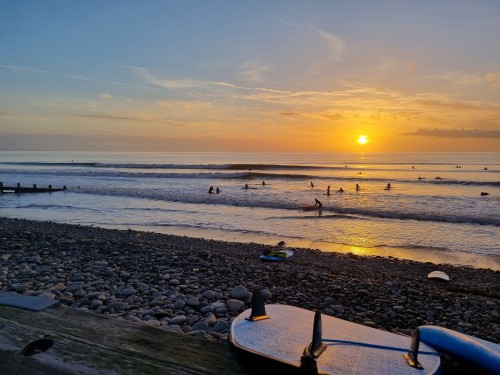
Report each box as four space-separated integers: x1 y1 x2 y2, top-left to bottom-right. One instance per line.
357 135 368 145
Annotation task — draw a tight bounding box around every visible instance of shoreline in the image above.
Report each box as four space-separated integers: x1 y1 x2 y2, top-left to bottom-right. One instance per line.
97 223 500 271
1 217 499 346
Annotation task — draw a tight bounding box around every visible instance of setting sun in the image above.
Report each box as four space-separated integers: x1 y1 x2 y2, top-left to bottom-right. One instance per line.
357 135 368 145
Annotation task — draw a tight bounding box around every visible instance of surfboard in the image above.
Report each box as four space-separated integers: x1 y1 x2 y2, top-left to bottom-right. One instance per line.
416 325 500 374
427 271 450 281
260 249 294 262
230 300 441 375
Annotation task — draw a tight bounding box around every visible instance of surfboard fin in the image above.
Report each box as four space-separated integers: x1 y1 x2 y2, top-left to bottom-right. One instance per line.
404 328 424 369
245 289 269 321
300 311 327 374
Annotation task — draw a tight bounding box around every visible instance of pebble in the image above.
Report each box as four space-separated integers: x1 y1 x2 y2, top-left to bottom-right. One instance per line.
0 217 499 346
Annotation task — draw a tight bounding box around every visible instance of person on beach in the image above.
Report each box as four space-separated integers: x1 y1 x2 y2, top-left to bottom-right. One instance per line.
208 186 214 194
327 185 331 196
314 198 322 208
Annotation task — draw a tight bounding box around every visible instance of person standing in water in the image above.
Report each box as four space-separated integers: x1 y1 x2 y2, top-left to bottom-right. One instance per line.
356 184 360 191
327 185 331 196
314 198 322 208
208 186 214 194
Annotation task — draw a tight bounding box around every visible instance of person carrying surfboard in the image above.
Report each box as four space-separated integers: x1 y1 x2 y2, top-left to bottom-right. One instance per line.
314 198 322 208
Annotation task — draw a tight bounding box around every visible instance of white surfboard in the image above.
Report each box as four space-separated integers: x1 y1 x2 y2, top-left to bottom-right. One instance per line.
427 271 450 281
230 303 441 375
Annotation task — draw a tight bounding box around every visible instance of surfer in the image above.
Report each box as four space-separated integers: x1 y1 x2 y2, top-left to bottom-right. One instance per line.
356 184 360 191
208 186 214 194
262 180 266 186
310 181 314 188
337 187 344 193
327 185 330 196
245 183 249 189
386 183 391 190
314 198 322 208
216 187 220 194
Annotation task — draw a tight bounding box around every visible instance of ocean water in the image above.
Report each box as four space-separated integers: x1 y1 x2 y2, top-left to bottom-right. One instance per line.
0 151 499 270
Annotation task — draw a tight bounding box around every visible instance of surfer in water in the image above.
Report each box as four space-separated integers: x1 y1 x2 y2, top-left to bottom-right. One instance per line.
356 184 360 191
262 181 266 186
208 186 214 194
216 187 220 194
327 185 331 196
310 181 314 188
314 198 322 208
244 183 249 189
386 183 391 190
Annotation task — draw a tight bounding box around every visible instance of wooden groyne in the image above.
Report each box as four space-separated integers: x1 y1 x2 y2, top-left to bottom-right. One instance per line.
0 182 67 194
0 305 250 374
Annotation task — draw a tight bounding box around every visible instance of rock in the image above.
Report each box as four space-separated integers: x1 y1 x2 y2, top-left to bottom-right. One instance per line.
213 320 229 333
191 322 209 331
230 285 248 300
169 315 187 325
121 287 136 297
173 300 186 310
226 299 244 312
202 290 216 300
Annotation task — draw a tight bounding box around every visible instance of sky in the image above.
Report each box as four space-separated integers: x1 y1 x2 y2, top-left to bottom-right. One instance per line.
1 1 499 153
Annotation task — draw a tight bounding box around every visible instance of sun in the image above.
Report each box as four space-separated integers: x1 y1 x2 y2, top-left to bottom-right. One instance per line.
357 135 368 145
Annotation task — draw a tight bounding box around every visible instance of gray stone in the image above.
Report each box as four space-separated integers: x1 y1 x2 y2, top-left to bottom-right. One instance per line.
226 299 244 312
213 320 229 333
170 315 187 325
230 285 248 300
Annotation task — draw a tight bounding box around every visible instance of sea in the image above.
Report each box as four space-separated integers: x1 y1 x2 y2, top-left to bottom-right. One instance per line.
0 151 499 270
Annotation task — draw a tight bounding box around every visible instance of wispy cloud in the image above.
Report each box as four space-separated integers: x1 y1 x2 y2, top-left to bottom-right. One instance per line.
0 110 33 118
235 61 273 83
310 26 345 62
99 93 112 100
128 66 238 96
72 113 165 124
402 127 500 139
0 64 158 90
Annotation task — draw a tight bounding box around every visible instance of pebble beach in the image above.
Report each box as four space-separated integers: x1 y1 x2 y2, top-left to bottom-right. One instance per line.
1 217 499 348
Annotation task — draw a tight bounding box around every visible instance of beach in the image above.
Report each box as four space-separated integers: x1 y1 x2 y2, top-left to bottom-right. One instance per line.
1 217 498 348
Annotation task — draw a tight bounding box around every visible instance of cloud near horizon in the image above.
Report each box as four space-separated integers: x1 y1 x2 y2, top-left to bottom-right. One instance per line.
402 127 500 139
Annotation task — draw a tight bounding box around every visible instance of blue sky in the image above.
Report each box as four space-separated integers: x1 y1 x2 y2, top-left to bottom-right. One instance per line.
1 1 499 152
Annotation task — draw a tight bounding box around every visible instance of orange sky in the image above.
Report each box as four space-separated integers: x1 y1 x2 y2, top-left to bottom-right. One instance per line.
1 2 499 152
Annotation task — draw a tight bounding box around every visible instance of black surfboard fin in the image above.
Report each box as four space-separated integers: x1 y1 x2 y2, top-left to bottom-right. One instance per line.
300 310 327 374
404 328 423 369
245 289 270 321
